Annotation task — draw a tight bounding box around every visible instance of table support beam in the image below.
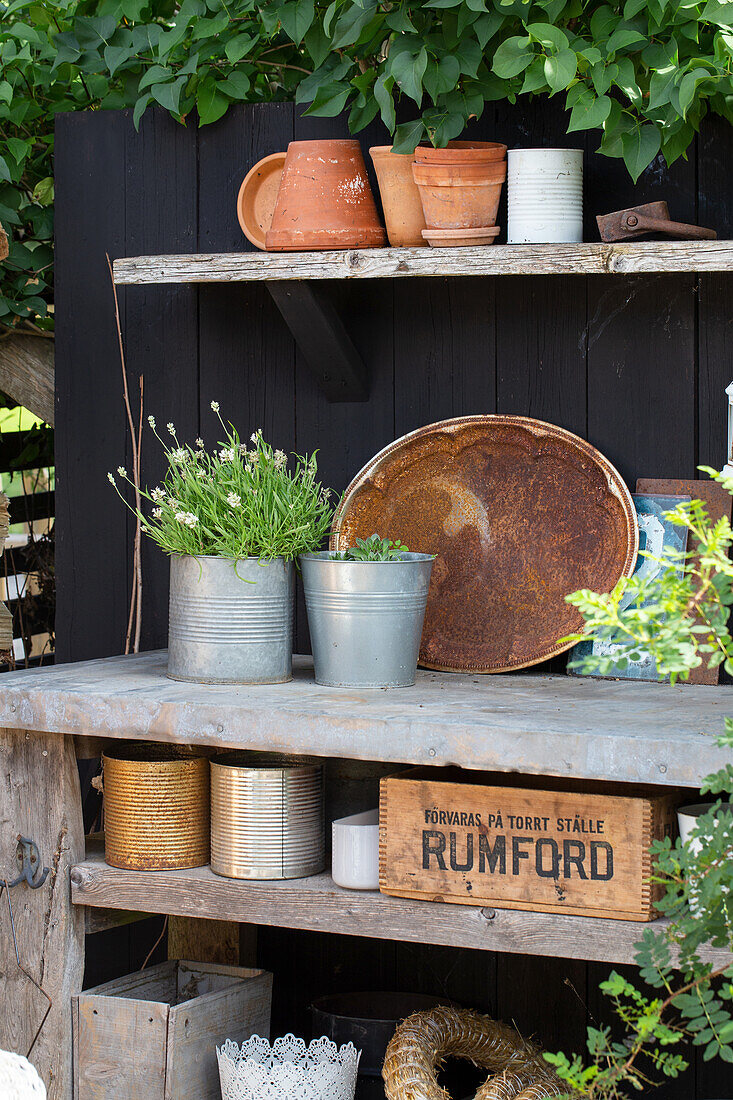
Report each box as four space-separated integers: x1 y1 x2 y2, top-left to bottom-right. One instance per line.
0 728 84 1100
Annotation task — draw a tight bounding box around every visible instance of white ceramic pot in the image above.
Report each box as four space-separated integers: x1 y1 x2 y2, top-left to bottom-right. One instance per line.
507 148 583 244
677 801 733 854
332 809 379 890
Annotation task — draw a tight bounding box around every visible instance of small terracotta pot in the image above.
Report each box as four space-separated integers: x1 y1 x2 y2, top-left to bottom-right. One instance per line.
415 141 507 165
413 160 507 230
266 139 386 251
369 146 427 248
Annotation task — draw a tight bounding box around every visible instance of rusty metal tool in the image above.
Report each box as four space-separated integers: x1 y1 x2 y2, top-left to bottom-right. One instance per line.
597 201 717 242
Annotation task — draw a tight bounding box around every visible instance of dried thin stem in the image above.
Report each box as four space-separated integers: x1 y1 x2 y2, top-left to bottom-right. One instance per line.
106 253 143 654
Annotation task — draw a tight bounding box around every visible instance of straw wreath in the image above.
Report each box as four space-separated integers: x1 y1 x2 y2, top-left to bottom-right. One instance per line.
382 1006 572 1100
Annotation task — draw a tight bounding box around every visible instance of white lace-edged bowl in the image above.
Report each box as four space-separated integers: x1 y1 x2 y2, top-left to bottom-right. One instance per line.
217 1034 361 1100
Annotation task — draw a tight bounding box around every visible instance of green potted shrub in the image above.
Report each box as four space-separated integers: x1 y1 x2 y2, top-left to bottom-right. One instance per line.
300 534 435 688
110 403 333 684
546 471 733 1096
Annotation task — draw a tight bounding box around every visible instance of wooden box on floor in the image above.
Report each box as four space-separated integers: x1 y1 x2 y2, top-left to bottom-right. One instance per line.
380 768 682 921
73 960 272 1099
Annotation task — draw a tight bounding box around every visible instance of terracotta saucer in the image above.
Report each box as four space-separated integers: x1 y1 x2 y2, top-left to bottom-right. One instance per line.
422 226 501 247
236 152 286 250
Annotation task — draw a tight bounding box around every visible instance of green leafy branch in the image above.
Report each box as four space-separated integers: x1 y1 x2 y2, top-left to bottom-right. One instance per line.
547 469 733 1098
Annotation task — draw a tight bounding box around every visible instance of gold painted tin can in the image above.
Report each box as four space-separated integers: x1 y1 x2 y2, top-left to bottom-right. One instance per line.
211 752 325 880
103 743 210 870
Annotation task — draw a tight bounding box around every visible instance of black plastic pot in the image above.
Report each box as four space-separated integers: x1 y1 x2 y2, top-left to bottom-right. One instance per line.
310 991 451 1097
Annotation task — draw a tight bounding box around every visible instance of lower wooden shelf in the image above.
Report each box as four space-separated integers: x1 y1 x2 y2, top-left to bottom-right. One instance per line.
71 853 731 967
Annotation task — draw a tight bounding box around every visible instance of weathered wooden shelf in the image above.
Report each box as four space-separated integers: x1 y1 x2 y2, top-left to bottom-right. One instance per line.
113 241 733 285
1 650 730 788
71 851 730 967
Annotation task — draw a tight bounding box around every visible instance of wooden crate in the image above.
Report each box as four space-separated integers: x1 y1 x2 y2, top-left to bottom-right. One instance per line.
73 960 272 1099
380 768 682 921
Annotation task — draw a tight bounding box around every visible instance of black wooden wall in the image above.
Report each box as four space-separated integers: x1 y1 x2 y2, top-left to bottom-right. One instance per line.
54 100 733 1097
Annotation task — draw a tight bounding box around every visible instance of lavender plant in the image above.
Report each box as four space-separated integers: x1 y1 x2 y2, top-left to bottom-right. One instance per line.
109 402 334 561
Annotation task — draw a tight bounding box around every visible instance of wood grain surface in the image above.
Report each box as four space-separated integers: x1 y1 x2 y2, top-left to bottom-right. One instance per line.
0 650 729 787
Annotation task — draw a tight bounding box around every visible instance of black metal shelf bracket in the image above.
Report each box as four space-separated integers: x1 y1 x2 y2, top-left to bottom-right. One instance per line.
266 281 369 403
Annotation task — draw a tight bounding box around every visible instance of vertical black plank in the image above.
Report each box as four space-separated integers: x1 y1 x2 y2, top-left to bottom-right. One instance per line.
496 953 588 1056
124 107 200 650
587 144 697 487
586 273 697 485
54 111 129 661
197 104 296 459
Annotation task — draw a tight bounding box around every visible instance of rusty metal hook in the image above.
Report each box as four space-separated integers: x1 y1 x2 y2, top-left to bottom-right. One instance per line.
7 836 50 891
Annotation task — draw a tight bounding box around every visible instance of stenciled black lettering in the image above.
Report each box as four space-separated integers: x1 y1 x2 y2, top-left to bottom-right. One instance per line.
450 832 474 872
423 830 447 871
478 833 506 875
590 840 614 881
512 835 533 875
535 837 560 879
562 839 587 879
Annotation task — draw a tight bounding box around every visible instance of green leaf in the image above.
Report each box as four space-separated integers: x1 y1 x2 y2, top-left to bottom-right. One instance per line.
374 71 396 131
133 94 151 130
703 0 733 25
392 117 426 153
304 80 352 116
331 0 377 49
424 55 462 101
544 47 577 92
0 157 11 184
219 70 251 99
474 11 505 47
191 13 229 39
139 64 173 93
606 25 647 53
679 67 714 117
103 44 132 77
621 122 662 181
526 21 569 50
304 23 331 69
151 75 186 116
31 176 54 205
196 78 228 125
390 45 428 104
225 35 254 63
279 0 315 44
0 81 13 105
521 56 548 93
568 92 612 130
492 35 533 78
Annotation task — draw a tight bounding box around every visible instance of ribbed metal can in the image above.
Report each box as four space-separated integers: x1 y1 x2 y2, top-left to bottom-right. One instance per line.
167 555 294 685
211 753 325 880
103 744 210 870
300 552 435 687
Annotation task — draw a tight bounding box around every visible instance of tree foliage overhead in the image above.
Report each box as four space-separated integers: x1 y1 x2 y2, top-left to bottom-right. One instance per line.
3 0 733 327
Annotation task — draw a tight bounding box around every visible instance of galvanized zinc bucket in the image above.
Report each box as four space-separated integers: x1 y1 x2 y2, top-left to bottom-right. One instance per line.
167 555 294 684
211 753 325 880
103 743 210 870
300 553 434 687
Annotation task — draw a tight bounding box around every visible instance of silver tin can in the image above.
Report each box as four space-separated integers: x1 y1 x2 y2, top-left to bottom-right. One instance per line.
167 555 294 685
300 552 434 688
211 753 325 880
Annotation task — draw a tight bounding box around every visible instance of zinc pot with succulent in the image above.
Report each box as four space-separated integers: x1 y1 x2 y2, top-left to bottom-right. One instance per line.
301 534 435 688
110 403 333 685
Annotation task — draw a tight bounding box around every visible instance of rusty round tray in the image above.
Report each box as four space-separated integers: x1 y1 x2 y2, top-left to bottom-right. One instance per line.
331 416 638 674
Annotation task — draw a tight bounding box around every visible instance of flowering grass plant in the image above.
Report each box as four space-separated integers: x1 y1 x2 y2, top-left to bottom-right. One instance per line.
109 403 334 561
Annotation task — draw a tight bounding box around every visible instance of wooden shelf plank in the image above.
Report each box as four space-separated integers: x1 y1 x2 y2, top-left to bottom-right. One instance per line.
0 650 730 788
113 241 733 285
71 854 731 967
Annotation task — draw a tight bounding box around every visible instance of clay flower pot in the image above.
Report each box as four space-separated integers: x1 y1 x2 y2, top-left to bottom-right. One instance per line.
369 146 427 247
413 160 507 231
266 139 387 251
415 141 507 165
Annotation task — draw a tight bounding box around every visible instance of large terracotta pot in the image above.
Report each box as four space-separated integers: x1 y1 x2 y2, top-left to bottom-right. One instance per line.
415 141 507 165
413 160 507 230
265 139 387 251
369 146 427 247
